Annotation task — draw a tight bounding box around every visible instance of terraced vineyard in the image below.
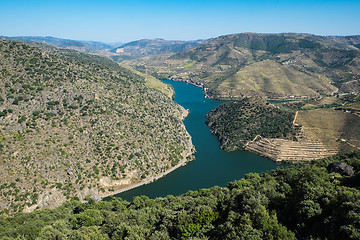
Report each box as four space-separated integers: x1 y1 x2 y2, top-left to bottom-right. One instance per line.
206 98 296 151
215 60 336 98
245 134 338 162
296 109 360 152
207 97 360 162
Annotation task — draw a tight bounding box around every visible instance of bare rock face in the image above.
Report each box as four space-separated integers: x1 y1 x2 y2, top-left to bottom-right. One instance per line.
77 187 101 202
327 162 354 176
23 189 67 213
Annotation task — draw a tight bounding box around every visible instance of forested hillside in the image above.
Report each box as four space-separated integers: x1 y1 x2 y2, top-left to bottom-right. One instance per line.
206 97 360 161
0 152 359 240
0 39 193 213
206 99 296 151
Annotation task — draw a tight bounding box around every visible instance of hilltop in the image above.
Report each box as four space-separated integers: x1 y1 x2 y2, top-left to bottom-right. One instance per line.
3 36 123 58
122 33 360 99
0 39 194 213
7 36 119 50
206 98 296 151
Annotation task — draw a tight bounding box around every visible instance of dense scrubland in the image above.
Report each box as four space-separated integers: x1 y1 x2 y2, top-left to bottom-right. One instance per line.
206 96 360 161
206 99 296 151
0 39 193 213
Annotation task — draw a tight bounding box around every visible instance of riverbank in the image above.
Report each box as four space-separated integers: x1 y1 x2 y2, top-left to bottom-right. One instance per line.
106 80 276 201
100 106 195 199
100 152 194 198
169 78 212 98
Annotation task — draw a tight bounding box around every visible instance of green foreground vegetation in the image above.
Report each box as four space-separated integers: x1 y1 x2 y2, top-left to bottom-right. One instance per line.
0 152 359 240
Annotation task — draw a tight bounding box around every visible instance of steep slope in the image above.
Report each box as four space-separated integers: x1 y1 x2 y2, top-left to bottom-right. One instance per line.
0 39 194 213
118 64 174 98
215 60 336 98
207 97 360 161
130 33 360 98
206 98 296 151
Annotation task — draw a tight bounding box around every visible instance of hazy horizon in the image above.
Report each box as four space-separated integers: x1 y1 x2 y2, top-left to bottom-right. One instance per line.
1 0 359 43
4 31 360 44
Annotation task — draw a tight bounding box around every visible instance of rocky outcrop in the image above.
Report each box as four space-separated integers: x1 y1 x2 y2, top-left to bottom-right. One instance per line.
327 162 354 176
22 187 102 213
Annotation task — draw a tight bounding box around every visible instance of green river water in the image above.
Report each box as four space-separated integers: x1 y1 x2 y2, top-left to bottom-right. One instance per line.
111 80 277 201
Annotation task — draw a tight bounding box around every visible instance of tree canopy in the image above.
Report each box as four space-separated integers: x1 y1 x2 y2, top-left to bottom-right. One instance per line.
1 151 360 239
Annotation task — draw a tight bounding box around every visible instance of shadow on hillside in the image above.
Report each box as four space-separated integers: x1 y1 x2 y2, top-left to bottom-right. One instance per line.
339 112 360 152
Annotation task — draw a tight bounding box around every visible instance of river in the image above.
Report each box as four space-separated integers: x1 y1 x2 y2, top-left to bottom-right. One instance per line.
110 80 277 201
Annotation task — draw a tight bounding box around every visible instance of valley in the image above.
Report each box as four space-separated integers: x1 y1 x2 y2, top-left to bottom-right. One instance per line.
1 32 360 215
1 0 360 238
120 33 360 99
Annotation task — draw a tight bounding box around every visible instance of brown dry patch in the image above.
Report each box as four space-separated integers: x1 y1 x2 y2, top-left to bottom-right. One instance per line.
317 96 338 105
215 60 336 98
245 137 336 162
246 108 360 162
296 109 360 152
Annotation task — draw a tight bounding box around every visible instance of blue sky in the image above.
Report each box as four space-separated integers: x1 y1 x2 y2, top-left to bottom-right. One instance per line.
0 0 359 43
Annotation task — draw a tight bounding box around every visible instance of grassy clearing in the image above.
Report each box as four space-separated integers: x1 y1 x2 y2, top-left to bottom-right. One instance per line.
296 109 360 152
144 76 174 98
182 60 200 69
119 64 173 98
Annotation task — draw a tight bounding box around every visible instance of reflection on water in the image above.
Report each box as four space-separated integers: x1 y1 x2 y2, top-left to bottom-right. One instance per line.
109 80 277 201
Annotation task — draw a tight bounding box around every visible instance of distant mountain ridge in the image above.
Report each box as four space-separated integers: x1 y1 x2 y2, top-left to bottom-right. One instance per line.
110 38 207 60
3 36 123 59
5 33 360 98
122 33 360 99
7 36 208 63
5 36 123 50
